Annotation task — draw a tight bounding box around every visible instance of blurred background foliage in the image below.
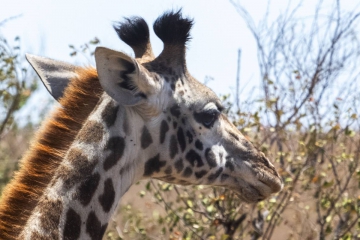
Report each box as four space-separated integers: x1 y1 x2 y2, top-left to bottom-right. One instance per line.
1 1 360 239
0 17 38 194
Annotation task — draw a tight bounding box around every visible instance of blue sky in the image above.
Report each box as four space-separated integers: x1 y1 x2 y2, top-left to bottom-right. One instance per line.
2 0 259 95
0 0 358 122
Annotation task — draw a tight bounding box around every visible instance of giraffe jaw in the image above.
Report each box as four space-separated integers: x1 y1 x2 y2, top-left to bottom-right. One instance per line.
226 162 283 203
229 177 283 203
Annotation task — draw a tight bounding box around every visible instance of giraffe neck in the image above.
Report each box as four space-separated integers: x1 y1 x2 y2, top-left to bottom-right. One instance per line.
21 94 145 239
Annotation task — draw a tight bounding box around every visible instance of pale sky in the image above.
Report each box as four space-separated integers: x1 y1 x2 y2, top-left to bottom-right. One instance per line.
0 0 358 122
1 0 259 95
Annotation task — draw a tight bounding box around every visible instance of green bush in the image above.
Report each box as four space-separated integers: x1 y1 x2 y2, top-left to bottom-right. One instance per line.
0 18 38 195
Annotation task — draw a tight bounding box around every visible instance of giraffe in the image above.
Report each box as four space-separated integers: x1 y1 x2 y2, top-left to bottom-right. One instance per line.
0 10 282 239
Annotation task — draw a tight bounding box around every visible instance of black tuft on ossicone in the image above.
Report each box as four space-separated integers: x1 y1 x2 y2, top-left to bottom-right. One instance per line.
153 9 193 46
114 17 150 49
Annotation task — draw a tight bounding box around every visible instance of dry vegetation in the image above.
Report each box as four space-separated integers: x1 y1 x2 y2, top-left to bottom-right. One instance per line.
1 1 360 239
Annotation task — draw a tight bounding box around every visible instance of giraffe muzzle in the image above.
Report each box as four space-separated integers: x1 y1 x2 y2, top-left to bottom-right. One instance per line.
228 153 283 202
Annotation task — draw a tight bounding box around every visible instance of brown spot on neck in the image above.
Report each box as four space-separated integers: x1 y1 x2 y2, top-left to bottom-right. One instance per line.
77 120 105 144
58 148 98 190
63 208 81 239
122 110 130 135
101 100 119 128
38 198 63 239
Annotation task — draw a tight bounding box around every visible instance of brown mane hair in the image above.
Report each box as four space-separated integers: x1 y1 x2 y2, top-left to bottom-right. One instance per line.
0 67 103 239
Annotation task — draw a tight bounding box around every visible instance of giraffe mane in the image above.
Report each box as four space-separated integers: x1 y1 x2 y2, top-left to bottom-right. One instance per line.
0 67 103 239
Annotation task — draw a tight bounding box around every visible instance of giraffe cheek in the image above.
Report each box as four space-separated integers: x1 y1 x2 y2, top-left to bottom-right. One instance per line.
205 148 217 168
194 170 207 179
174 159 184 173
143 154 166 177
169 135 179 159
185 150 203 167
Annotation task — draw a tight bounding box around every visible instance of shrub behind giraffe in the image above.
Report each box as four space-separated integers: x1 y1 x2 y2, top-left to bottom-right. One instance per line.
0 18 38 196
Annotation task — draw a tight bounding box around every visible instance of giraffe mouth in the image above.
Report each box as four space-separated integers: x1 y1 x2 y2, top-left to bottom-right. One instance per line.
228 178 269 203
258 175 283 193
227 161 283 202
230 154 283 195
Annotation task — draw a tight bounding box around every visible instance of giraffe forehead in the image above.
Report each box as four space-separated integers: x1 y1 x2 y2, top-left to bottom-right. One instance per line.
162 77 221 113
143 60 219 103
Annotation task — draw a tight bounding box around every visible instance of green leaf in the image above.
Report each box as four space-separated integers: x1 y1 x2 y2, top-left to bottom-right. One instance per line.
221 234 230 240
207 204 215 213
89 37 100 44
322 180 334 188
145 181 151 191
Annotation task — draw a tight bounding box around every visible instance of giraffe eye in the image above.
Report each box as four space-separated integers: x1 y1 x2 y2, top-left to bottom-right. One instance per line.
194 109 220 128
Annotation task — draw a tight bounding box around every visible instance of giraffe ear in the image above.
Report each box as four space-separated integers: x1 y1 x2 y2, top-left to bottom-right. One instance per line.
95 47 147 106
26 54 79 101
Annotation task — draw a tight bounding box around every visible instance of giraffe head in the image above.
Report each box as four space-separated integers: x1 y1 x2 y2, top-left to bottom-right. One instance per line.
96 11 282 202
29 11 282 203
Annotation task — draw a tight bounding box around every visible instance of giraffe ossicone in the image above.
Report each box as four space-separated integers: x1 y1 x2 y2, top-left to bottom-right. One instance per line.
0 10 282 240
